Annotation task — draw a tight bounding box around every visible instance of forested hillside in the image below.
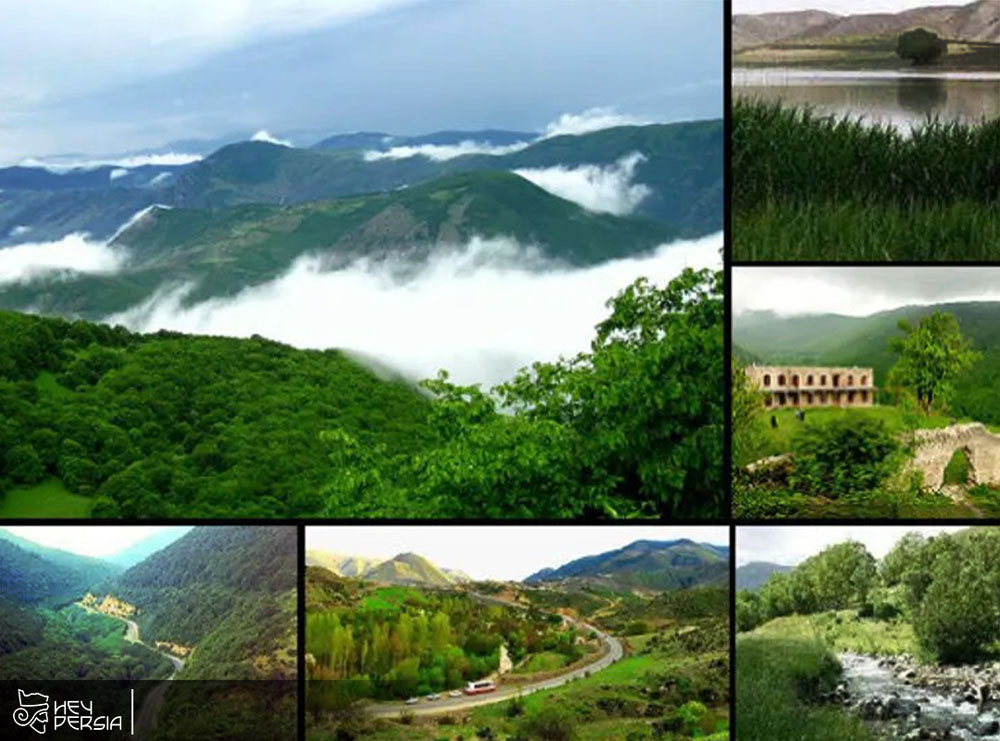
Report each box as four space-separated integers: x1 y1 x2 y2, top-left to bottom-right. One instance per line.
734 302 1000 424
0 310 432 517
526 539 729 591
107 526 297 679
0 268 723 519
0 528 119 602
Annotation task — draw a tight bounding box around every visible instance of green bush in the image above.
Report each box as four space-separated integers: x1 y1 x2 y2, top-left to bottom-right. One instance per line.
790 416 899 498
897 28 947 65
518 705 579 741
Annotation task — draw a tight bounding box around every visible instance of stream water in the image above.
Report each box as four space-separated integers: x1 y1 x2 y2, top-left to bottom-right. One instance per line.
840 653 1000 740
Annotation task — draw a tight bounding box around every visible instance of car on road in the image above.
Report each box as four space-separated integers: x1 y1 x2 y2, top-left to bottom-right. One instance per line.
448 690 462 698
405 697 419 705
426 693 441 701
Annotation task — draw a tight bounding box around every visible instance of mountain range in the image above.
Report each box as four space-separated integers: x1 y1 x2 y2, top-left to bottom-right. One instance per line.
734 301 1000 424
0 526 296 679
0 120 721 251
735 561 792 591
525 538 730 591
733 0 998 51
305 550 471 587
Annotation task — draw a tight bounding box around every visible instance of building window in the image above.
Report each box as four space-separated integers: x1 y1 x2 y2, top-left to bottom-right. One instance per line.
777 392 786 406
765 395 773 407
848 375 854 386
804 391 813 404
848 391 856 403
860 390 868 403
861 375 867 386
820 375 827 385
792 375 799 387
763 374 771 386
778 374 786 385
806 375 813 385
832 374 840 387
818 391 826 403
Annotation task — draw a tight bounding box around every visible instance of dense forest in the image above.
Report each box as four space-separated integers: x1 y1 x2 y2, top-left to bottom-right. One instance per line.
108 526 298 679
305 568 587 699
736 528 1000 662
0 267 723 518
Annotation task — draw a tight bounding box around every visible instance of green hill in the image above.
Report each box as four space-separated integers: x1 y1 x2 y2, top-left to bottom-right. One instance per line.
107 526 297 679
0 170 675 318
525 539 730 591
361 552 456 587
733 301 1000 423
0 530 120 605
0 310 434 517
171 121 722 234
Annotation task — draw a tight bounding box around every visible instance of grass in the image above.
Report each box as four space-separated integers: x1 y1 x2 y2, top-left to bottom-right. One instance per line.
744 405 950 465
0 478 93 518
943 448 971 485
734 36 1000 71
732 98 1000 261
753 612 918 657
737 632 874 741
734 199 1000 261
517 651 571 673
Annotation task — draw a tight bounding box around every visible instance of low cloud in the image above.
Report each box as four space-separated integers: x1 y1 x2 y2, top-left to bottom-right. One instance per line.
514 153 652 215
109 233 721 386
363 140 530 162
250 130 293 147
109 168 128 181
18 152 203 171
542 107 649 138
9 225 31 237
0 234 126 285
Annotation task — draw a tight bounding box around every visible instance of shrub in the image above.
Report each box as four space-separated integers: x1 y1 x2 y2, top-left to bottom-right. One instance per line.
790 416 899 498
518 705 578 741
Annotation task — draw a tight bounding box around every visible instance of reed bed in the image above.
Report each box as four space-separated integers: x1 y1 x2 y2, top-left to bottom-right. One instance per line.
732 98 1000 261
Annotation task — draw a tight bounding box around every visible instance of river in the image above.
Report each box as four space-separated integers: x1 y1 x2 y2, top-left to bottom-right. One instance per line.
733 68 1000 130
839 652 1000 740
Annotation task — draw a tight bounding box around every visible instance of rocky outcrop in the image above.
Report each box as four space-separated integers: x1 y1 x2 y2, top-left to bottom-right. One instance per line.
906 423 1000 490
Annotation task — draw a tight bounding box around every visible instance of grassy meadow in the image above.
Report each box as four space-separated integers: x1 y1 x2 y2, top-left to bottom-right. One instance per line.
732 99 1000 261
734 36 1000 71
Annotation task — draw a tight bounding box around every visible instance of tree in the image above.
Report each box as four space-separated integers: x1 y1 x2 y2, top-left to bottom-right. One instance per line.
896 28 947 66
889 311 979 414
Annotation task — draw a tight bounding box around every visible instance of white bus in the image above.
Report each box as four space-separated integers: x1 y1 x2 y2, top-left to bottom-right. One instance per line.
464 680 496 695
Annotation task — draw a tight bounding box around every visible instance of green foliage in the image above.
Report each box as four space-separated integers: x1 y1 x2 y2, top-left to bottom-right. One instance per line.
517 704 579 741
789 416 899 498
305 573 585 700
321 268 724 519
738 634 873 741
888 311 980 414
0 311 432 517
111 526 298 679
748 528 1000 665
896 28 947 65
732 98 1000 261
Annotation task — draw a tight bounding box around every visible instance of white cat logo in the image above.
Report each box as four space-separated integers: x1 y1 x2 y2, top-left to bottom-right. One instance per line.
13 690 48 735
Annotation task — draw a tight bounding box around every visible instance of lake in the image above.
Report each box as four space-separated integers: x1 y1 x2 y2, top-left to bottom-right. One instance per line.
733 68 1000 130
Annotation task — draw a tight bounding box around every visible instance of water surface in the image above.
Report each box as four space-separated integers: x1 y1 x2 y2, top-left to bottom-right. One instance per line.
734 69 1000 130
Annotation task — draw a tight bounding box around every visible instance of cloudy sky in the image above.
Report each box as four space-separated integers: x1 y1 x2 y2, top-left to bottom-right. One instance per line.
308 526 728 581
2 526 191 558
0 0 722 164
735 0 966 14
734 267 1000 317
737 525 968 567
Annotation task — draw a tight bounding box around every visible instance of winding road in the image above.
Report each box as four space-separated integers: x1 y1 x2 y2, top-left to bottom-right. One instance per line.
367 593 624 718
73 601 185 735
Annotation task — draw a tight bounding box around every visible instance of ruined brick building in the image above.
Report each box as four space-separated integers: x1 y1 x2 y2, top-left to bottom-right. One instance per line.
746 365 875 408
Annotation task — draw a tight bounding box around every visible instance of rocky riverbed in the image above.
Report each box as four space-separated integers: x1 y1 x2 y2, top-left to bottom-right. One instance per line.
826 653 1000 740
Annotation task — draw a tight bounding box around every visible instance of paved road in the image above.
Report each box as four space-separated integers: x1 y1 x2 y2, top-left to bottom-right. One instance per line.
73 601 185 736
368 594 623 719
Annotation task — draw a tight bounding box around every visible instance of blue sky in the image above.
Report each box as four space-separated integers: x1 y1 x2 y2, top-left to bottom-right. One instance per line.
0 0 722 164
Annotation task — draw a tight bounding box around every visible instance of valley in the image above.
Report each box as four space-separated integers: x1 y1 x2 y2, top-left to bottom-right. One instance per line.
736 527 1000 741
733 296 1000 518
305 532 730 741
